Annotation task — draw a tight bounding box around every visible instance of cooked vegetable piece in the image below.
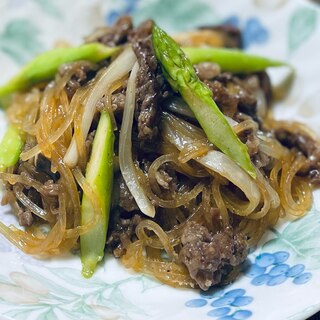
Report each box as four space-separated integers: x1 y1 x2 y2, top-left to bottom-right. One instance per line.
152 24 256 178
0 126 23 171
183 47 288 72
118 62 156 218
80 111 114 278
64 46 137 168
0 43 119 98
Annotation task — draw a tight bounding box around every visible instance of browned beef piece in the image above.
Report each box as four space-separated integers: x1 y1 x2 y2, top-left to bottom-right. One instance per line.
245 132 260 156
212 73 257 118
90 16 133 47
111 92 126 118
155 169 174 190
59 61 93 100
118 175 138 212
205 79 238 117
205 71 271 123
18 208 33 227
199 25 242 48
275 128 320 183
252 148 272 169
129 20 166 143
236 72 272 121
179 222 247 291
195 62 221 81
235 113 261 158
107 213 142 258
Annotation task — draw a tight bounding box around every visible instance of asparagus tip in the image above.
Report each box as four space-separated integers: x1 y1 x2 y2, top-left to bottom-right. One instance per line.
81 258 101 278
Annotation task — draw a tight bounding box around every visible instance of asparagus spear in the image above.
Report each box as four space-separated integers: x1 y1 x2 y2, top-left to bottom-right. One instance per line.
182 47 288 73
0 126 24 171
152 24 255 178
80 111 114 278
0 43 119 98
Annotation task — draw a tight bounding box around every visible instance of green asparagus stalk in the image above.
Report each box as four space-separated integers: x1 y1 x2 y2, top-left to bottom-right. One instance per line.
0 126 24 171
81 111 114 278
182 47 288 73
152 24 255 178
0 43 119 98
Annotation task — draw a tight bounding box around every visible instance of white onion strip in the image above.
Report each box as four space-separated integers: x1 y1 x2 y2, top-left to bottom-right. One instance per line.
199 151 260 214
161 112 261 214
119 62 156 218
64 46 137 167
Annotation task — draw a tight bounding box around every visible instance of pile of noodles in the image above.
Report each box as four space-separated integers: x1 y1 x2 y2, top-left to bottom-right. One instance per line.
0 43 314 288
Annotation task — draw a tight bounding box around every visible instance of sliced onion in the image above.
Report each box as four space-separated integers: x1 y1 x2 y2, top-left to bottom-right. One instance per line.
233 119 258 135
119 62 155 218
199 151 260 214
225 115 238 127
64 46 137 167
257 131 287 160
161 112 261 214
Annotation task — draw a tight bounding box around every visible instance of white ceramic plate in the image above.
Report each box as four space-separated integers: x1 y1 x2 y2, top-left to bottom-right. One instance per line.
0 1 320 319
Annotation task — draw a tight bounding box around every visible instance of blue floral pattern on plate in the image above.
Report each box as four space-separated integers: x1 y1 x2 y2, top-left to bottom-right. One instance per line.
186 288 253 319
243 251 312 286
106 0 139 24
224 15 269 48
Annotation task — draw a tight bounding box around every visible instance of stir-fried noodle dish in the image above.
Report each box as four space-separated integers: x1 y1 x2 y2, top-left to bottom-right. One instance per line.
0 17 319 290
